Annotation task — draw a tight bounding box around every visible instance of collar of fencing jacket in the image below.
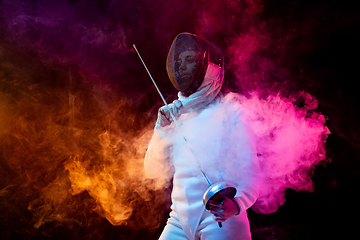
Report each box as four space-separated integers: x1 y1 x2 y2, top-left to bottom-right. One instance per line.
177 61 223 114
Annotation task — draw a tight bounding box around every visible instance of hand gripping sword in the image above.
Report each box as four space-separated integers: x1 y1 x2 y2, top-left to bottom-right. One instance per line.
133 44 236 228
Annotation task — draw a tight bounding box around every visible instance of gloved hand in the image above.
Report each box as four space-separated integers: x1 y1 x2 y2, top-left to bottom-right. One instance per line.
209 196 240 223
155 100 183 129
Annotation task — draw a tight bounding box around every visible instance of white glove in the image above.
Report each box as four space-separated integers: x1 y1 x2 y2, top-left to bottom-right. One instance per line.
155 100 183 129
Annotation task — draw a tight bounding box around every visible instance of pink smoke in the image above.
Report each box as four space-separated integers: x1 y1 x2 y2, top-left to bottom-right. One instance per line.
0 0 342 239
202 0 332 214
232 92 330 214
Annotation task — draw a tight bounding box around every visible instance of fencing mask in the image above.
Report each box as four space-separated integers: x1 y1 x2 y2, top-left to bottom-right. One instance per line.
166 32 224 97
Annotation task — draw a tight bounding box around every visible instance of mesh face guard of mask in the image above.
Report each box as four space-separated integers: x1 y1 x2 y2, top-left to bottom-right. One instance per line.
166 32 224 97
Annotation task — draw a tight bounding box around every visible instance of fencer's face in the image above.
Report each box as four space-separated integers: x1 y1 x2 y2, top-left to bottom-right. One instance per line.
176 50 200 80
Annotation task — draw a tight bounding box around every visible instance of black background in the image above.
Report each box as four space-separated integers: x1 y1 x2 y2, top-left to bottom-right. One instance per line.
1 0 359 239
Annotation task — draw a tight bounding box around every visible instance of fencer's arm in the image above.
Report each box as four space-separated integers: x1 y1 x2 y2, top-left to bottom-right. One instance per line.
144 129 171 179
232 185 259 215
232 151 261 215
208 162 260 223
145 100 181 178
228 110 262 215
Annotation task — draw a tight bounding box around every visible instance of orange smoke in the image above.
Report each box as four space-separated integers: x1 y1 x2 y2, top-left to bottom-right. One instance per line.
0 57 170 236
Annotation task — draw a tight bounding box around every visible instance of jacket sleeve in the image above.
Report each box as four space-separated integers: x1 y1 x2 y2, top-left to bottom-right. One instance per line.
232 150 261 215
228 109 262 215
144 129 174 179
233 180 260 215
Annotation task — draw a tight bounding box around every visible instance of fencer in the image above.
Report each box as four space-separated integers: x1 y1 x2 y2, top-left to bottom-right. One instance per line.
144 32 261 240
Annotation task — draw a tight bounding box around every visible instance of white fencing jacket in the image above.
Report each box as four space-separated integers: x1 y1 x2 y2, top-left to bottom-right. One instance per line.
145 93 261 240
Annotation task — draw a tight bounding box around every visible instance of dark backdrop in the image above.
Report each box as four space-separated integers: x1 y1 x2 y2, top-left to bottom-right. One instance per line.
0 0 359 239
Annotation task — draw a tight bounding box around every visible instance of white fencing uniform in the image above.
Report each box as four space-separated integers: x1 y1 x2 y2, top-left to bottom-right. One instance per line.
145 63 261 240
145 93 261 240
